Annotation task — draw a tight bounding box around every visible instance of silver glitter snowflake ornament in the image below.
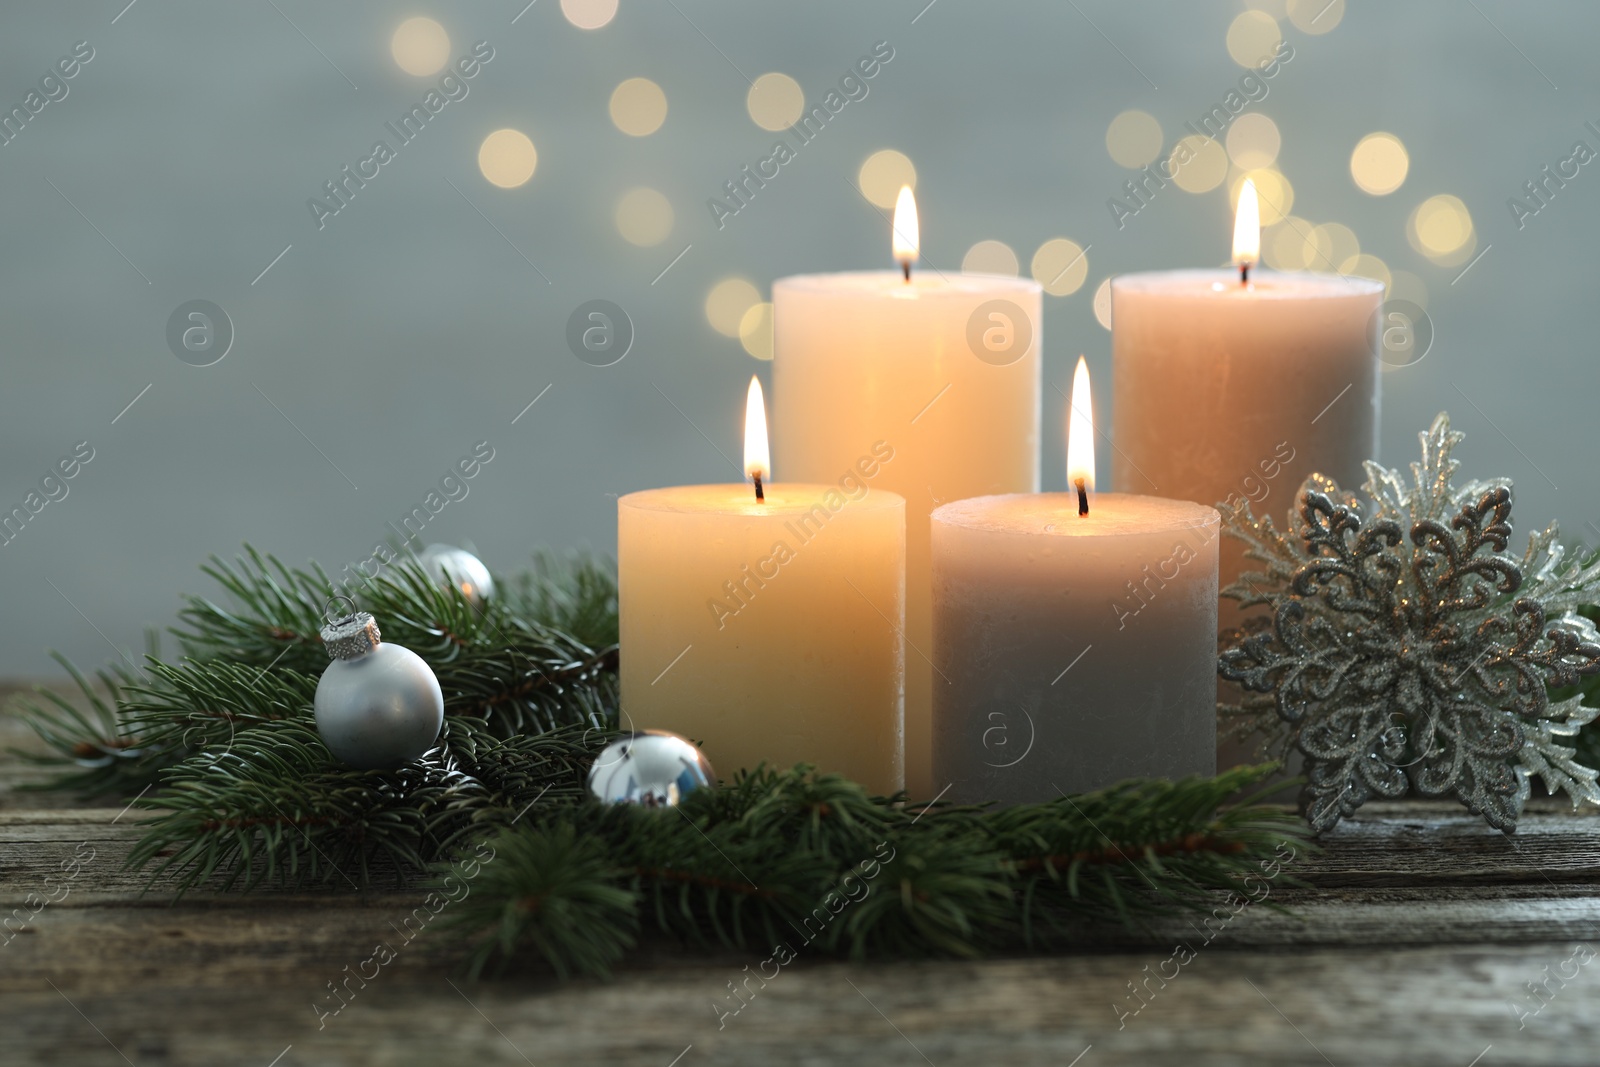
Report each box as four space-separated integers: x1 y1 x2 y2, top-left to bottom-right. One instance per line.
1218 413 1600 833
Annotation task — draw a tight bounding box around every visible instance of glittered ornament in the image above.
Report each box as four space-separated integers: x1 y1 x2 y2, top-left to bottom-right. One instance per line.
587 730 716 807
1218 413 1600 833
314 609 444 769
414 543 494 606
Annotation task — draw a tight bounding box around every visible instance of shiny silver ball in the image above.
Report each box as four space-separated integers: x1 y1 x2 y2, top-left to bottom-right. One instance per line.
414 543 494 606
315 613 444 769
588 730 716 808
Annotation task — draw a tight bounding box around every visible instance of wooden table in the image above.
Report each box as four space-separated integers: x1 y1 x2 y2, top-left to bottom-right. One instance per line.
4 683 1600 1067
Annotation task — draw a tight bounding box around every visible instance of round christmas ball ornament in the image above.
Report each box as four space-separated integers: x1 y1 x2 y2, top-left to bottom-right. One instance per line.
414 543 494 606
588 730 716 808
314 609 444 769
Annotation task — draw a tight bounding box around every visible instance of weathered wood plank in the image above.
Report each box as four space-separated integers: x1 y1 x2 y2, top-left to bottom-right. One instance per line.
8 687 1600 1065
4 945 1599 1066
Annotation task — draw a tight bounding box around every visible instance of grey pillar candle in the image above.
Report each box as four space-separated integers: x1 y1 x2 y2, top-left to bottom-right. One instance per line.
930 493 1219 803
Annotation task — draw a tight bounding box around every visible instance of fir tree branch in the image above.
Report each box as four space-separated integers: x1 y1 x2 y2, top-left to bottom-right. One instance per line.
434 764 1313 979
17 544 1314 978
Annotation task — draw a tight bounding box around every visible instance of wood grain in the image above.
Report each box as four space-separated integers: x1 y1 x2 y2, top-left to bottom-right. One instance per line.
6 684 1600 1066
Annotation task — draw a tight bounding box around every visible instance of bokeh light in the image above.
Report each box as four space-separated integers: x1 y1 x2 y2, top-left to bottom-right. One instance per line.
961 239 1019 276
1226 10 1282 68
478 129 538 188
1226 113 1281 170
1351 132 1410 196
615 187 674 246
560 0 618 30
858 149 917 209
391 18 450 76
1311 222 1360 271
1105 110 1163 168
1341 253 1391 290
610 78 667 136
1170 135 1229 193
739 302 774 360
706 277 761 338
1264 215 1313 271
1408 194 1476 264
1287 0 1344 33
1093 277 1113 330
747 73 804 132
1230 168 1293 225
1030 238 1089 297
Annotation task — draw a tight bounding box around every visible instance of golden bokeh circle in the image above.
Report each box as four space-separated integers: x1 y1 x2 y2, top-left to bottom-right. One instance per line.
560 0 618 30
747 73 805 132
1170 135 1229 193
1351 132 1410 196
961 240 1020 277
706 277 762 338
391 17 451 77
478 129 538 189
858 149 917 209
1311 222 1360 271
610 78 668 137
1106 110 1164 168
1093 277 1113 330
1288 0 1344 34
615 187 674 247
1226 113 1281 170
1030 238 1089 297
739 302 774 360
1263 215 1314 271
1341 253 1391 290
1408 195 1475 262
1227 10 1282 68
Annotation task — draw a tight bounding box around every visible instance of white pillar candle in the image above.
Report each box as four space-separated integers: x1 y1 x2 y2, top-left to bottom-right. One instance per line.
773 188 1042 799
930 360 1218 802
618 379 906 794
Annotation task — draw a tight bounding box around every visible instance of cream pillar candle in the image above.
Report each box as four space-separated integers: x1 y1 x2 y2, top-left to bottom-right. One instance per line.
773 188 1042 800
931 360 1218 802
618 379 906 794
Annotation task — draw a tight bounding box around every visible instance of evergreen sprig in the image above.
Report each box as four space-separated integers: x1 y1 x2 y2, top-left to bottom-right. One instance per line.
13 546 620 797
436 763 1309 979
13 544 1316 979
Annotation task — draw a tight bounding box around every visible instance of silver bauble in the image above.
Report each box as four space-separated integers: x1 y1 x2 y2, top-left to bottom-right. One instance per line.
588 730 716 807
314 612 444 769
414 543 494 606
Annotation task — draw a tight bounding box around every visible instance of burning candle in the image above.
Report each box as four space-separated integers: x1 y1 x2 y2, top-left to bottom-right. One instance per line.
773 186 1043 798
929 360 1219 803
1110 179 1383 630
618 377 907 793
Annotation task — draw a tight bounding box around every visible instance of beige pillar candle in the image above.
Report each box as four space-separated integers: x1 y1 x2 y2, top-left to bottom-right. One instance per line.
773 187 1042 799
618 379 906 794
1111 181 1383 771
931 360 1219 802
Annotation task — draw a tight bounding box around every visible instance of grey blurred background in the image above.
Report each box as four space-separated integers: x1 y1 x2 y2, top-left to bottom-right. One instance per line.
1 0 1594 677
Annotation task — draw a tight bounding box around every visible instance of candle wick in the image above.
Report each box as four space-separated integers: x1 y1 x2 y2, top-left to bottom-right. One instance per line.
753 473 765 503
901 259 911 283
1075 477 1088 517
1239 262 1251 286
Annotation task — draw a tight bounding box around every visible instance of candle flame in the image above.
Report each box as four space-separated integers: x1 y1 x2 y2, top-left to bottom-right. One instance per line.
1066 356 1095 497
1233 177 1260 271
892 185 919 274
744 375 771 486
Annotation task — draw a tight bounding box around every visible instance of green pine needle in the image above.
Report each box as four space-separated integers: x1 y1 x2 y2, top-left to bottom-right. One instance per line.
15 544 1317 977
